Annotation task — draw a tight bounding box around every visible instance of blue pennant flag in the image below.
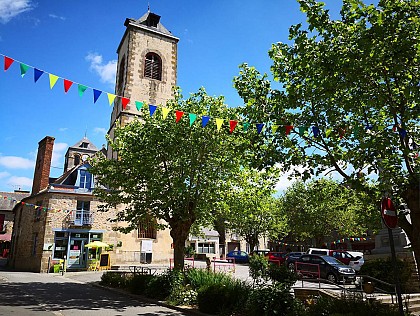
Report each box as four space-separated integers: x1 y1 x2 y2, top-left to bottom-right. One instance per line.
202 116 210 127
256 123 264 134
93 89 102 103
312 126 320 137
149 104 158 117
34 68 44 83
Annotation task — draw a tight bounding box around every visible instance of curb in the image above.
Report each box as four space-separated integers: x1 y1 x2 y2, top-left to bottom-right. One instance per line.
90 282 210 316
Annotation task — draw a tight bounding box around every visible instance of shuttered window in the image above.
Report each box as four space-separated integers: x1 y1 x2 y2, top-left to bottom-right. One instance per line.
144 53 162 80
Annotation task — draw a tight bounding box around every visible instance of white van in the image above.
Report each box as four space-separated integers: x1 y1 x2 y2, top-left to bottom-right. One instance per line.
306 248 364 271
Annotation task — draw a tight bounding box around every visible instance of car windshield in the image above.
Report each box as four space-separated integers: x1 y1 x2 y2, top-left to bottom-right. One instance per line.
322 256 343 265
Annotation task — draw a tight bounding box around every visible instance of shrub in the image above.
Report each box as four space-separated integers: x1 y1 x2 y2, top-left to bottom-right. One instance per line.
168 284 198 306
245 283 304 316
197 278 250 315
145 269 184 300
100 272 129 288
359 258 412 292
248 254 270 285
127 274 154 295
306 296 402 316
268 263 298 288
185 268 235 290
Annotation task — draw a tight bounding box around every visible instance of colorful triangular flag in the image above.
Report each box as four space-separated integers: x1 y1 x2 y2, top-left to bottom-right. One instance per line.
189 113 197 126
49 74 59 89
216 118 224 131
285 125 294 135
229 120 238 134
149 104 157 117
312 126 320 137
64 79 73 93
298 126 306 136
162 107 171 119
243 122 250 132
256 123 264 134
93 89 102 103
4 56 14 71
202 116 210 127
272 124 279 133
20 63 29 77
121 97 130 110
175 110 184 123
78 84 87 97
107 93 116 106
34 68 44 83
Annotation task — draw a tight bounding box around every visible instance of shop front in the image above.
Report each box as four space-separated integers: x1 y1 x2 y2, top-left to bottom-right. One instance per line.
53 229 104 270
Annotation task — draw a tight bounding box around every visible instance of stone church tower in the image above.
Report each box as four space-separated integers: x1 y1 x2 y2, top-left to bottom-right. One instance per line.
108 10 179 158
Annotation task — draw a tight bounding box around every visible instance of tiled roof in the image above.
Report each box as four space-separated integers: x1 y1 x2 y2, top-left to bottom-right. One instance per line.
0 191 31 210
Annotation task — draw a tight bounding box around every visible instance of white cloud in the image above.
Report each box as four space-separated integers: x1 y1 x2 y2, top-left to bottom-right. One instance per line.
6 176 33 189
58 127 68 132
0 0 33 24
85 52 117 85
94 127 107 135
49 13 65 21
0 156 34 169
0 171 10 179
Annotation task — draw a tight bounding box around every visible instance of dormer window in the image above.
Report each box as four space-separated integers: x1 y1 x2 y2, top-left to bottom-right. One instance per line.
80 142 89 148
146 13 160 27
144 53 162 81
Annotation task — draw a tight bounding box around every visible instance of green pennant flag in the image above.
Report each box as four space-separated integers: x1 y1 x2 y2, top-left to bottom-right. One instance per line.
298 126 306 136
20 63 29 77
189 113 197 126
78 84 87 97
353 125 360 137
135 101 144 111
243 122 250 132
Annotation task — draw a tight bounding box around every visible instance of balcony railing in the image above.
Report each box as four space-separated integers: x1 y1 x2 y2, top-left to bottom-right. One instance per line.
63 211 93 227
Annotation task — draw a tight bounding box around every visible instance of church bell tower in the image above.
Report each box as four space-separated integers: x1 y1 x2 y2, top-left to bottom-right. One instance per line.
108 11 179 158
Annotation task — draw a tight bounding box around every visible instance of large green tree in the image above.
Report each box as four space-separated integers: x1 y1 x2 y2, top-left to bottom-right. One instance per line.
225 167 287 251
234 0 420 266
280 179 380 247
90 88 244 269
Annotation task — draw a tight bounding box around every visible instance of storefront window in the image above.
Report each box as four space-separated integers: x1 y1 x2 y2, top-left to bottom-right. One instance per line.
53 233 68 259
198 242 215 254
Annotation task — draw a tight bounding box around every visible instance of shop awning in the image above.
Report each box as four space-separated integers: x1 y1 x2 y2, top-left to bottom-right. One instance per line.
0 234 11 241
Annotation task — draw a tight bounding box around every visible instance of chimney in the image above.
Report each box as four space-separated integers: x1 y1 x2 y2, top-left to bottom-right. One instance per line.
32 136 55 195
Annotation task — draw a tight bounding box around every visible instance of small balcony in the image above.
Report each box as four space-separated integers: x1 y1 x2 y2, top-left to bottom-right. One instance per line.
63 211 93 228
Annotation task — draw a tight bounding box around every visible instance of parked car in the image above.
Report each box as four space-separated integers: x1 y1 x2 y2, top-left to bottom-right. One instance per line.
285 252 305 269
306 248 364 271
295 254 356 283
226 250 249 263
265 252 287 264
251 249 270 256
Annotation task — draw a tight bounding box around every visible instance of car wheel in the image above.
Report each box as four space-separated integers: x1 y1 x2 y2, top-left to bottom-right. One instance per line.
327 273 337 284
288 262 295 270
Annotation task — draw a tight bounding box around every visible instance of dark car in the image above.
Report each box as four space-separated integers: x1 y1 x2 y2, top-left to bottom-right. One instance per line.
285 252 305 269
265 252 287 264
295 254 356 283
226 250 249 263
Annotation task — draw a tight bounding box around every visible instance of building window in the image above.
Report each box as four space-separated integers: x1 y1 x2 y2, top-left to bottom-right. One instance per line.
79 169 92 189
117 55 126 95
138 216 157 239
74 154 81 166
80 142 89 148
32 233 38 256
75 201 91 226
53 231 68 259
144 53 162 80
198 243 215 254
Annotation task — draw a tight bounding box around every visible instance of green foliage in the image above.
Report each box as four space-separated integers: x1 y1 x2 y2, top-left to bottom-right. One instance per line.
267 263 298 288
145 269 184 300
359 257 413 292
127 274 154 295
280 179 380 245
184 245 195 258
185 268 235 289
233 0 420 268
246 283 304 316
100 272 129 288
305 296 401 316
196 279 250 315
249 253 270 285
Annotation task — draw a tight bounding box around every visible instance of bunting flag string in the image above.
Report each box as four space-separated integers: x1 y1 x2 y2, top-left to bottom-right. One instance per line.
1 53 417 146
1 194 73 214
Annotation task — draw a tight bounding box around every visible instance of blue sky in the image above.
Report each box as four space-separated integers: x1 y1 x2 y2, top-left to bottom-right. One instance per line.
0 0 345 193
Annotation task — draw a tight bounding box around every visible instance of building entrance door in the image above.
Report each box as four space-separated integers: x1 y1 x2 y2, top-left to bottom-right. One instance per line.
67 238 88 269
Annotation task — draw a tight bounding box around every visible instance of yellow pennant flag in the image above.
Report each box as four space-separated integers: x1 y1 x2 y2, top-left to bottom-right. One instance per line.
162 107 171 119
216 118 224 132
49 74 59 89
272 125 279 133
107 93 117 105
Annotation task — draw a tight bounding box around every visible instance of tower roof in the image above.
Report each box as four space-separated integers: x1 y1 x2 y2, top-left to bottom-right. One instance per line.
124 11 179 41
68 136 98 152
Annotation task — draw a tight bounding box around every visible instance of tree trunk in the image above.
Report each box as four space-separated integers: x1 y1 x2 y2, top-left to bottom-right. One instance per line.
170 220 193 270
400 185 420 278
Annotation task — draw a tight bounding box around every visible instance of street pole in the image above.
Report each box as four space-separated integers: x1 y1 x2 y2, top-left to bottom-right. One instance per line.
387 227 404 316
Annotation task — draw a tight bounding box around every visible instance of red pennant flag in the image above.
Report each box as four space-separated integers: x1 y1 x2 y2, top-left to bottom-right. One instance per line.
121 97 130 110
64 79 73 93
339 127 346 139
4 56 14 71
175 110 184 123
21 202 25 205
285 125 294 135
229 120 238 134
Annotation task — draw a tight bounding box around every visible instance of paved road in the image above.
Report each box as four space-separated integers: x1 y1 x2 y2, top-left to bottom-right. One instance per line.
0 270 188 316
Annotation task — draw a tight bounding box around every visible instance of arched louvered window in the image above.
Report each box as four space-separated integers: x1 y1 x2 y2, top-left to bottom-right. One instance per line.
144 53 162 80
